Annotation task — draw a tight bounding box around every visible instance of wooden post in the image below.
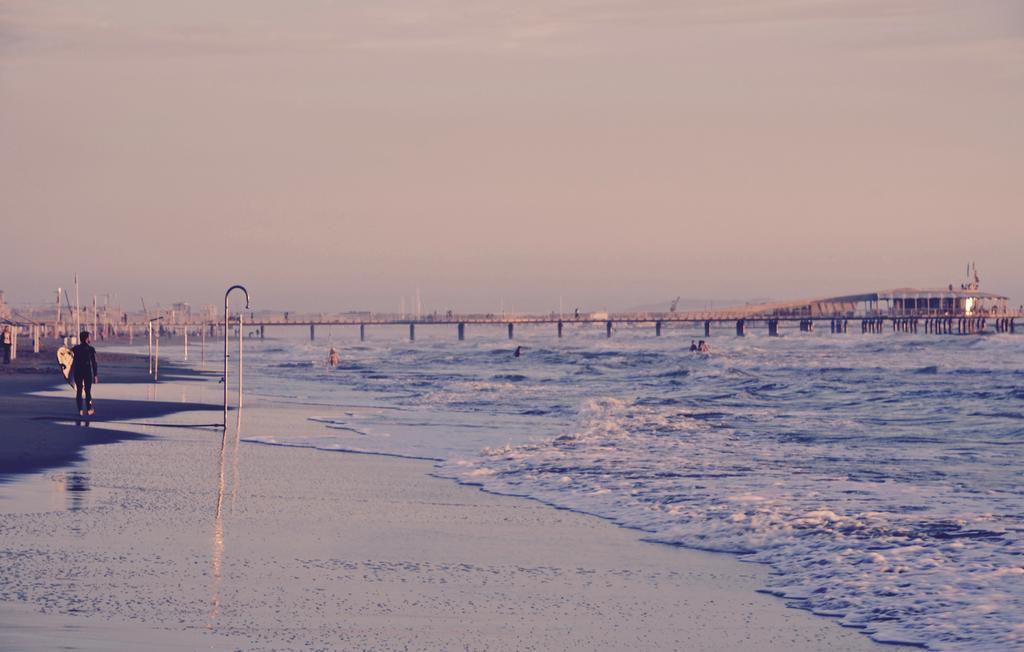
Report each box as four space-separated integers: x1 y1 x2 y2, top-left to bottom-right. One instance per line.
606 321 612 338
704 321 710 337
409 323 415 341
557 320 563 338
33 324 40 353
655 320 662 337
458 323 465 341
310 324 315 341
360 323 366 341
508 323 514 340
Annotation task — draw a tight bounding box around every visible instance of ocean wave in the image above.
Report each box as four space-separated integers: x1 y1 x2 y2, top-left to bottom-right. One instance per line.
446 396 1024 650
237 330 1024 649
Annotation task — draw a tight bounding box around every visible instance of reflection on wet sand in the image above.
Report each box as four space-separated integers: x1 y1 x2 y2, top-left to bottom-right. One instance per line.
208 406 243 629
52 471 91 513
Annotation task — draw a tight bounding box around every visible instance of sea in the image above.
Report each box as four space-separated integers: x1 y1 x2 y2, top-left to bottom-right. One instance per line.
215 322 1021 650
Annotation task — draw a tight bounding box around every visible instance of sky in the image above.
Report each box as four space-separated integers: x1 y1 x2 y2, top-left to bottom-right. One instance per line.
1 1 1022 313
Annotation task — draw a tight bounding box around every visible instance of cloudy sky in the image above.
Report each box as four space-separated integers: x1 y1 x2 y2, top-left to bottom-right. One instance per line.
2 1 1021 312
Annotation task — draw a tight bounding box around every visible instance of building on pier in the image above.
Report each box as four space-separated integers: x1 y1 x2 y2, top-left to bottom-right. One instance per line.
748 266 1009 319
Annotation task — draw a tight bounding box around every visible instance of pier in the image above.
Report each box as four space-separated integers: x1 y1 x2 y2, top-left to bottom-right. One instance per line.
2 278 1020 354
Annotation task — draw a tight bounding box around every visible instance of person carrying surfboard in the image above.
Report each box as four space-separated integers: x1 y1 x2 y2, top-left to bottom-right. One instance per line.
71 331 99 416
1 326 11 364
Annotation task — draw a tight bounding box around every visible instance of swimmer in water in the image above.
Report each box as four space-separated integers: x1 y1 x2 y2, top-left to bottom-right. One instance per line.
689 339 698 352
697 340 710 353
514 345 522 358
328 347 340 368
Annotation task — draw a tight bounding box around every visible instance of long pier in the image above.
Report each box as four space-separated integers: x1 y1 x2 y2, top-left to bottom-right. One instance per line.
105 310 1022 342
5 283 1020 345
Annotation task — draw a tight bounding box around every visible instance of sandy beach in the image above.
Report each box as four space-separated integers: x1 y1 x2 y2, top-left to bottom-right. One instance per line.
0 351 890 651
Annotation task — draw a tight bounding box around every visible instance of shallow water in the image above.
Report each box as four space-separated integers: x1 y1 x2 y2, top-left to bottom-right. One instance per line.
204 324 1021 649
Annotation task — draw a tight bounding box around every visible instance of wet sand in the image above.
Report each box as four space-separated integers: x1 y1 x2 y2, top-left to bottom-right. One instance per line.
0 349 220 477
0 357 892 651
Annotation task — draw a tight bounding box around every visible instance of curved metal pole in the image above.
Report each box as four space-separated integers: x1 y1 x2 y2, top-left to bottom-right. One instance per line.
223 285 250 429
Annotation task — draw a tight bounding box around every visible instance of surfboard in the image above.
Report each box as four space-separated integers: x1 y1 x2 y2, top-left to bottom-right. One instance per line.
57 346 75 388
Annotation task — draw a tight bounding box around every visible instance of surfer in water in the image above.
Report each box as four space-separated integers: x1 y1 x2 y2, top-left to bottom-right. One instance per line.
71 331 99 416
513 345 522 358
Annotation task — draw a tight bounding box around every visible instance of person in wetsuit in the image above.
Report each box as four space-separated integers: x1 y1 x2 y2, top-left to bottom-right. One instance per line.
71 331 99 416
689 339 697 352
1 326 11 364
514 345 522 358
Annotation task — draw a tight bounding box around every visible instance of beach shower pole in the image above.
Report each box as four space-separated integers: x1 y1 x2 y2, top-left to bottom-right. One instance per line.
237 310 244 419
155 320 160 380
74 274 80 343
147 316 163 379
223 285 250 429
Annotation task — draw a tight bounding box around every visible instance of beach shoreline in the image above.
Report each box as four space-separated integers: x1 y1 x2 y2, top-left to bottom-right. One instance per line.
0 357 895 651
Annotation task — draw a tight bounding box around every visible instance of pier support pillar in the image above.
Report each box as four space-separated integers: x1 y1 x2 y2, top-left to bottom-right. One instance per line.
736 319 746 337
508 323 514 340
704 321 711 337
557 320 563 338
310 324 315 341
768 319 779 337
409 323 415 341
458 323 465 341
606 321 613 338
1012 318 1016 334
655 321 662 337
360 323 366 341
